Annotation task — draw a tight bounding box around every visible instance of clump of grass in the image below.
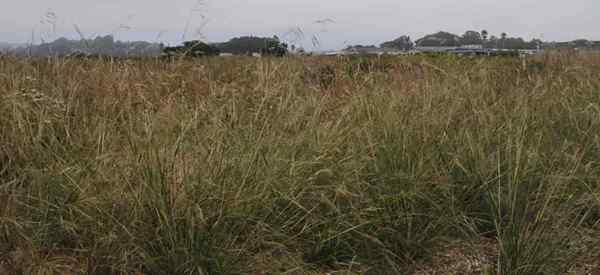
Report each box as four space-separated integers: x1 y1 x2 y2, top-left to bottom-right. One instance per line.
1 53 599 274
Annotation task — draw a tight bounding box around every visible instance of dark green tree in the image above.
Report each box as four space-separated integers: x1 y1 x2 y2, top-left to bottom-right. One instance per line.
460 31 483 45
528 39 543 50
263 36 288 56
162 40 220 57
570 39 592 48
415 31 461 47
214 36 288 56
380 35 414 50
501 33 508 48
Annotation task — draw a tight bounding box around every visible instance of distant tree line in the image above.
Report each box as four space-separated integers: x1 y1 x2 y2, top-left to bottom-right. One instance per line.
0 42 24 53
380 35 414 51
162 40 220 57
11 35 162 57
372 30 597 51
163 36 289 57
4 30 598 58
6 34 290 58
545 39 600 50
214 36 288 56
343 44 379 54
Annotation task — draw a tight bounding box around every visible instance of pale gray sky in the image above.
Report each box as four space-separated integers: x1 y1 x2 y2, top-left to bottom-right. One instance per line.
1 0 598 50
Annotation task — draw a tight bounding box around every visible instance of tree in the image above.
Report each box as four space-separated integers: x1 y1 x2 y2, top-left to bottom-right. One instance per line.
344 44 378 54
501 32 508 49
380 35 414 51
483 35 532 50
162 40 220 57
263 36 288 56
571 39 592 48
485 35 499 48
481 30 489 41
460 31 483 45
214 36 288 56
92 35 115 55
529 39 543 50
14 35 163 57
415 31 461 47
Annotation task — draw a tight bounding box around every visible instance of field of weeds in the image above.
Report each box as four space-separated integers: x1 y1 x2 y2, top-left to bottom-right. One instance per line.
1 53 600 274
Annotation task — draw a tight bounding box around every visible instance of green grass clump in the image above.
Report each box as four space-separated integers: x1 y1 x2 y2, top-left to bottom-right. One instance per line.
1 53 599 274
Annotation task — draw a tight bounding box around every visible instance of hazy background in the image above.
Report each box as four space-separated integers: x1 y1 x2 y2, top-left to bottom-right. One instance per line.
1 0 598 50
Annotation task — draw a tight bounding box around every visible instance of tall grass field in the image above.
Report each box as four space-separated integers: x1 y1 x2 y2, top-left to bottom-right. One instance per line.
1 53 599 274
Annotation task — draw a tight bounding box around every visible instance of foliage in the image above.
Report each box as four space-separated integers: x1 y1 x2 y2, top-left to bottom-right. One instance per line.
162 40 220 57
481 30 489 40
411 30 553 49
546 39 600 50
215 36 288 56
12 35 163 57
483 36 540 49
460 30 483 45
380 35 414 51
415 31 462 47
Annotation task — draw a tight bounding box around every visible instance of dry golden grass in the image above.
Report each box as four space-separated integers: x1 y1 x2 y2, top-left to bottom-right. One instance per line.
1 52 599 274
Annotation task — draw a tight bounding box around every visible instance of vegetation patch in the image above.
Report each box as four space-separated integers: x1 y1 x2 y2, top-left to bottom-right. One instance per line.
1 52 599 274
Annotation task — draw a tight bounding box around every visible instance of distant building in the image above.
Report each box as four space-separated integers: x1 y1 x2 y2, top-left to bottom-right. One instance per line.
414 46 459 53
446 48 488 56
461 44 484 49
323 51 347 56
379 47 407 55
517 49 542 56
337 46 411 56
342 45 380 55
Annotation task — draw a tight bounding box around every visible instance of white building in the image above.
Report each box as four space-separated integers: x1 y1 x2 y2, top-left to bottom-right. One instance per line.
414 46 459 53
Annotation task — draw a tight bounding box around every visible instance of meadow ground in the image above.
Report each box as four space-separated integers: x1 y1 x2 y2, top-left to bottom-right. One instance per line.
0 53 599 274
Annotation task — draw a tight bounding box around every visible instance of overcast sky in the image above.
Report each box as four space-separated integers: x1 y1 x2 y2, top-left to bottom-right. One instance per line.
1 0 598 50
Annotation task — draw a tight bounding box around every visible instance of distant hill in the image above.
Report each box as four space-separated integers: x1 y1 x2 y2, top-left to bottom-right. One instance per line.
10 35 163 57
3 31 598 58
0 42 26 51
213 36 288 56
380 35 414 51
415 31 462 47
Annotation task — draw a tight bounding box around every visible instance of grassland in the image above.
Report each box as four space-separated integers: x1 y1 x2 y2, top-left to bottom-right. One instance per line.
1 53 599 274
